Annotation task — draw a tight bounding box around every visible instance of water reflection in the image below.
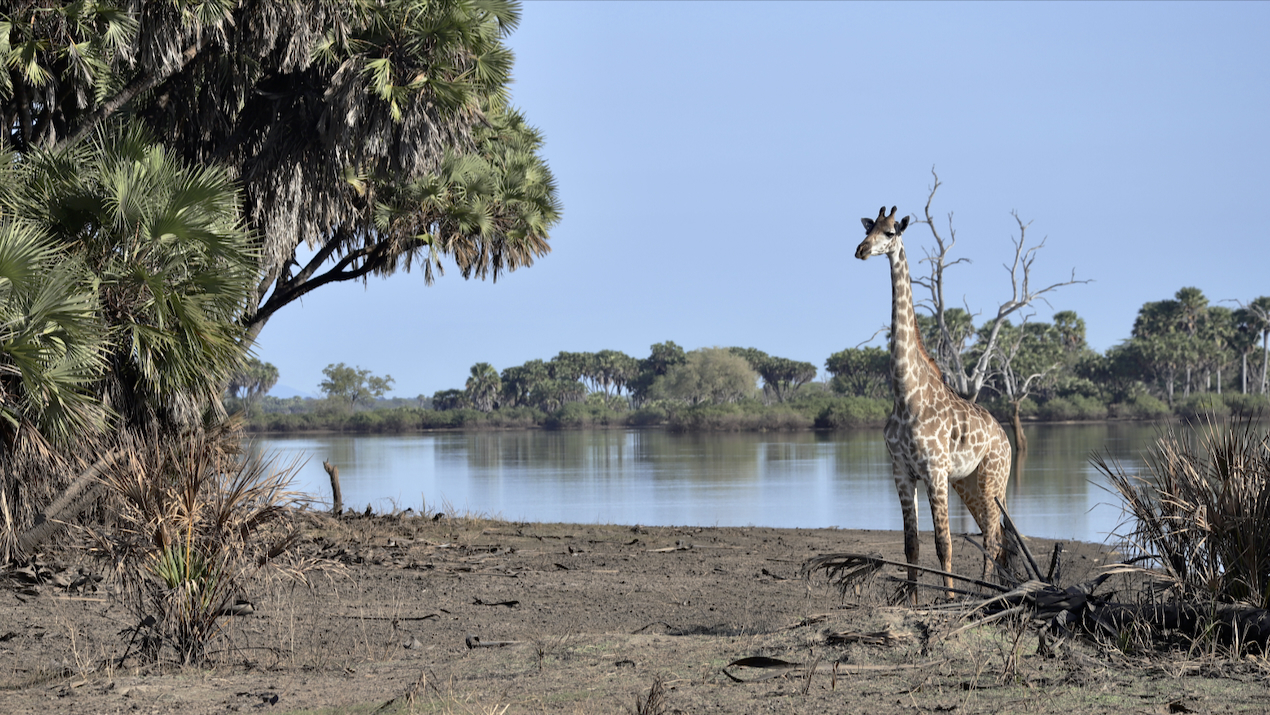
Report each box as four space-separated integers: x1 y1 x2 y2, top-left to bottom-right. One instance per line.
254 424 1165 544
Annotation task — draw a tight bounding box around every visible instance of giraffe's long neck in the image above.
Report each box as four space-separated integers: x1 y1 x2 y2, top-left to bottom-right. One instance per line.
888 243 936 407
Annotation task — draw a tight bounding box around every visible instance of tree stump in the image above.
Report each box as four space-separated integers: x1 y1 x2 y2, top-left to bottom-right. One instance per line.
322 460 342 516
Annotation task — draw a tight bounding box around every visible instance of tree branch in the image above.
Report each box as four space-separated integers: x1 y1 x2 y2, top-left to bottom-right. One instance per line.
965 212 1090 400
246 229 434 332
914 168 971 394
52 37 207 152
913 173 1091 402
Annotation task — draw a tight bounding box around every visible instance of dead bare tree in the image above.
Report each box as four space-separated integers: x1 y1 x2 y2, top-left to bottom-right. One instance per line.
990 320 1062 461
911 169 1089 403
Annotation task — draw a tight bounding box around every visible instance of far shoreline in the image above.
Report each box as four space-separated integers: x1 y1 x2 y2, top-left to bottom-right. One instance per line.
241 414 1212 437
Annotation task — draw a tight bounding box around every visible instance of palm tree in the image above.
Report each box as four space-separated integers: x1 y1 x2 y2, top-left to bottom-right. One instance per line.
226 358 280 410
1232 307 1262 393
1200 306 1235 394
0 123 258 561
14 126 255 428
0 155 108 561
593 350 639 397
1174 287 1209 396
2 1 558 341
500 359 549 407
465 363 501 412
0 216 106 448
1246 297 1270 394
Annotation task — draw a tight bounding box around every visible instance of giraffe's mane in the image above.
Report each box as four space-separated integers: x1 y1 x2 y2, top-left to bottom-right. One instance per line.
913 330 945 380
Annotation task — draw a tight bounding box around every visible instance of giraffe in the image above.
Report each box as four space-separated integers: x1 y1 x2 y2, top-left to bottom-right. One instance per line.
855 206 1012 599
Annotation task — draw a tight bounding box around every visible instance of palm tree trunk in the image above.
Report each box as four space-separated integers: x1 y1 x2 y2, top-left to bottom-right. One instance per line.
1263 332 1269 394
15 451 122 559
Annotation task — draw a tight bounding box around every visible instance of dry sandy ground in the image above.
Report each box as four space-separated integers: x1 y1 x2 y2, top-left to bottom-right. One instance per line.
5 513 1270 714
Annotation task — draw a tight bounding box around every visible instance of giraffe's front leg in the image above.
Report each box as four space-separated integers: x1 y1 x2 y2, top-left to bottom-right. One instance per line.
926 472 956 599
893 465 920 604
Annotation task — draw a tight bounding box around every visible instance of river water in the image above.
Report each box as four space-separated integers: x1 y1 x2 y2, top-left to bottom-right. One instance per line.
254 423 1171 544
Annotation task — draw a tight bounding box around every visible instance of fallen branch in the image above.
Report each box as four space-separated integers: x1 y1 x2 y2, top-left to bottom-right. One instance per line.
722 656 945 683
997 497 1043 581
465 634 521 649
804 552 1009 596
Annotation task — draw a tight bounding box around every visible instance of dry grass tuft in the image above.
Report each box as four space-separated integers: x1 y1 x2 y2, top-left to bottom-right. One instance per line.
629 675 668 715
1096 416 1270 610
88 426 306 664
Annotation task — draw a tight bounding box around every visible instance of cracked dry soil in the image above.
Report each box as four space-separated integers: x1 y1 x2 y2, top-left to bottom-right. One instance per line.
5 513 1270 714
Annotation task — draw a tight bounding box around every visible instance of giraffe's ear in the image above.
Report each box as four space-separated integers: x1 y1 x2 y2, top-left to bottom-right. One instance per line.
897 216 910 233
861 217 875 232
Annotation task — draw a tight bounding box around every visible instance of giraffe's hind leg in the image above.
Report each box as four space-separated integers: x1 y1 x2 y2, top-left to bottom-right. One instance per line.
951 459 1008 575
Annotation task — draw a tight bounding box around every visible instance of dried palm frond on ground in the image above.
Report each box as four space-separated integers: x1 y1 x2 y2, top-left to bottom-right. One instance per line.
824 624 912 646
87 428 307 664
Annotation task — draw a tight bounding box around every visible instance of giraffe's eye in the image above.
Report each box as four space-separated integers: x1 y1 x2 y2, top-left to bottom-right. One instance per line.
885 231 895 238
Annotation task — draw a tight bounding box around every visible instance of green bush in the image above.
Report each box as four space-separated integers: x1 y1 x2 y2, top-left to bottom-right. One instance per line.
250 412 319 432
1220 393 1270 416
627 406 668 426
348 410 383 431
418 408 486 429
1038 395 1107 421
1041 397 1075 421
1177 394 1231 421
787 391 848 420
757 408 814 431
978 397 1037 423
374 407 421 432
814 396 889 429
546 401 620 429
485 406 546 428
1109 393 1172 420
668 404 749 432
1069 394 1108 420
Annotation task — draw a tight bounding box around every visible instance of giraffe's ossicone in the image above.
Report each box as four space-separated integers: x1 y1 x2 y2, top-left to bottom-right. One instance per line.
856 206 1012 600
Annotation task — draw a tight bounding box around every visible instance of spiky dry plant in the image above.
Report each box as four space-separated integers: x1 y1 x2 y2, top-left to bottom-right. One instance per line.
1095 416 1270 610
90 425 305 664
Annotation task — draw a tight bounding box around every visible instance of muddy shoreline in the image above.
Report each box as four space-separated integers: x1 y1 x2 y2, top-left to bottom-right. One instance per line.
4 514 1268 714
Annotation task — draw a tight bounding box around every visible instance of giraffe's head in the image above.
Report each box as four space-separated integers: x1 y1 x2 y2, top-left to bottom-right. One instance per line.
855 206 910 260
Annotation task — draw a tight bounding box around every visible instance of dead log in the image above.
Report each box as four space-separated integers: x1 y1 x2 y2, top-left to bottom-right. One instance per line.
322 459 342 516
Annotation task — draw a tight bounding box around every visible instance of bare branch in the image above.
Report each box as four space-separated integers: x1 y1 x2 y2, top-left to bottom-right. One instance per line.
854 326 890 350
910 174 1091 402
911 168 975 394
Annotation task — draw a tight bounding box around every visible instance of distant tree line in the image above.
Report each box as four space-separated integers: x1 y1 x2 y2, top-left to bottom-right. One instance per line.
234 285 1270 434
425 344 816 413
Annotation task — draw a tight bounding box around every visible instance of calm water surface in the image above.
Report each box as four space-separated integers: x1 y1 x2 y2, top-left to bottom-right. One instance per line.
255 424 1168 544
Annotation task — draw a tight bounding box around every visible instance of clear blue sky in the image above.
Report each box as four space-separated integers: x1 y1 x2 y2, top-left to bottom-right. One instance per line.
255 1 1270 399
